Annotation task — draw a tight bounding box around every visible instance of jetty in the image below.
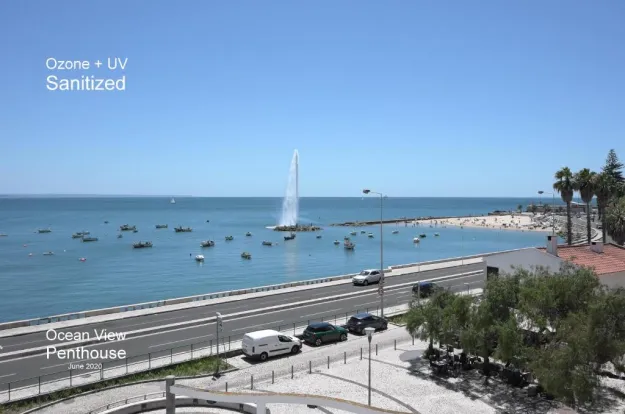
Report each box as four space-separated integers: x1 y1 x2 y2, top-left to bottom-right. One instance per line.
330 214 489 227
274 224 322 232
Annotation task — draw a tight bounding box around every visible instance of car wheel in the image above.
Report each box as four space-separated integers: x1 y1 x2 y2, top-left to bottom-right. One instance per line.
382 323 388 330
363 280 369 286
315 338 322 346
291 345 300 354
259 352 268 362
340 333 347 341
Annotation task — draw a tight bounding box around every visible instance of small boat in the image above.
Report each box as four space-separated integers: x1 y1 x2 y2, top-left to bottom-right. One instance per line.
316 235 322 239
200 240 215 247
43 251 54 256
38 228 52 233
434 233 440 237
333 240 340 245
284 233 296 241
133 241 153 248
81 236 98 242
241 251 252 259
117 234 123 239
0 234 7 237
413 237 420 243
344 236 350 241
344 240 355 250
170 198 176 204
174 226 192 233
367 233 374 238
104 221 109 224
360 230 366 234
246 232 252 237
195 254 204 262
133 229 138 233
225 236 234 241
392 230 399 234
155 224 168 229
419 234 427 238
79 257 86 262
262 241 274 246
350 231 357 236
120 225 136 231
72 231 90 238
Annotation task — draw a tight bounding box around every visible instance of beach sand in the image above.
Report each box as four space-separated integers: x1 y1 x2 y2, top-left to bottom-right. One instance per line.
404 214 553 233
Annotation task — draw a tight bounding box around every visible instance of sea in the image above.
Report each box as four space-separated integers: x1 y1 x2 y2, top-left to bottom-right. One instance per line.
0 197 559 322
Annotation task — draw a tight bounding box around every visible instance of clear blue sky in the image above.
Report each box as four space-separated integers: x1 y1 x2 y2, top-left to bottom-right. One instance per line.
1 1 623 197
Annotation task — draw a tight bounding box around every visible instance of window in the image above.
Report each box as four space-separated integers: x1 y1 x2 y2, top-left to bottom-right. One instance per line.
371 271 379 275
364 316 374 321
278 335 291 342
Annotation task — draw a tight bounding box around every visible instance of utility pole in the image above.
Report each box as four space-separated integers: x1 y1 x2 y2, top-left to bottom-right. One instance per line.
216 312 223 376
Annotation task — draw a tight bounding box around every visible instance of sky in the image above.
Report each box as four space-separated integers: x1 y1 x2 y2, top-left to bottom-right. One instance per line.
0 1 623 197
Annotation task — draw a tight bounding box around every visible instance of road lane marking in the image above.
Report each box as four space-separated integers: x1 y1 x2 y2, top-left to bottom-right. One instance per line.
148 334 213 349
0 373 15 379
301 309 340 318
232 320 284 332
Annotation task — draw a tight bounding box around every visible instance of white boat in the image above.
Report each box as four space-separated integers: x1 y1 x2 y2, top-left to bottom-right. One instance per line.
413 237 420 243
195 254 204 262
392 230 399 234
170 198 176 204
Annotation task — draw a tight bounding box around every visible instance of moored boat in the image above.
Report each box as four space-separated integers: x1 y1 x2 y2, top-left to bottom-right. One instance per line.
225 235 234 241
350 231 357 236
434 233 440 236
43 251 54 256
120 225 136 231
284 233 296 241
241 251 252 259
117 234 123 239
72 231 90 238
262 241 273 246
360 230 366 234
344 240 355 250
81 236 98 242
200 240 215 247
367 233 374 238
419 233 427 238
333 240 340 245
133 241 153 248
413 237 420 243
38 228 52 233
195 254 204 262
392 230 399 234
316 235 322 239
155 224 168 229
174 226 192 233
246 232 252 237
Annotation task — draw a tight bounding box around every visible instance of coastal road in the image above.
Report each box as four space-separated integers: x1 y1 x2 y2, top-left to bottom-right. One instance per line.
0 262 484 351
0 270 484 389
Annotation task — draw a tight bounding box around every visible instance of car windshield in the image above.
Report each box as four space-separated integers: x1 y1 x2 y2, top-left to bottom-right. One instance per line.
348 317 361 323
359 271 370 275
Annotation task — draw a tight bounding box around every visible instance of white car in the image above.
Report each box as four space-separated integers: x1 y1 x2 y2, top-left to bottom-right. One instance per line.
241 329 302 361
352 269 382 286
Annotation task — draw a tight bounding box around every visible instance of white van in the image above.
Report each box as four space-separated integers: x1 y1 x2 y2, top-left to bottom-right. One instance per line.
241 329 302 361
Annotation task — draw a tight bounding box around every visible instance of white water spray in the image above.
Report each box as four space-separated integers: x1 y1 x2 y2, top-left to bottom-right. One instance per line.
279 150 299 227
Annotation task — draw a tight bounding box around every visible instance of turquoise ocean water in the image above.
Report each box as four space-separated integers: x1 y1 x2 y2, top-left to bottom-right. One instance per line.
0 197 556 322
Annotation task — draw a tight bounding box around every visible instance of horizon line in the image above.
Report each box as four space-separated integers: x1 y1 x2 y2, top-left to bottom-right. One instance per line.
0 194 571 200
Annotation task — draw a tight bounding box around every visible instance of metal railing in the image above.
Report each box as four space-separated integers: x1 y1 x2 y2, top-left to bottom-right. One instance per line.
0 301 406 404
88 391 165 414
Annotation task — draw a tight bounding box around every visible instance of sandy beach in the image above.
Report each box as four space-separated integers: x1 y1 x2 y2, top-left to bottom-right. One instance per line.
407 213 553 233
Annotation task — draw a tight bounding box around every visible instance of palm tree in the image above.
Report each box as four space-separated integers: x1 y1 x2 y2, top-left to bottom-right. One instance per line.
573 168 596 244
605 197 625 245
553 167 575 245
594 172 615 243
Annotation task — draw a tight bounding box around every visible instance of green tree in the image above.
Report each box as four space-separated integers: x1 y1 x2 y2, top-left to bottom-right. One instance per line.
605 197 625 245
517 204 523 213
594 171 615 242
603 149 624 184
553 167 575 245
405 290 455 353
573 168 596 244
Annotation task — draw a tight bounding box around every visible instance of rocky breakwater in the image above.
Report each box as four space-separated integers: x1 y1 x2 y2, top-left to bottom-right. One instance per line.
274 224 322 232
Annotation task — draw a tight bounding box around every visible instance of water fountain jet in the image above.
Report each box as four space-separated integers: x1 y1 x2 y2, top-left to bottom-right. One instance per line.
274 150 321 232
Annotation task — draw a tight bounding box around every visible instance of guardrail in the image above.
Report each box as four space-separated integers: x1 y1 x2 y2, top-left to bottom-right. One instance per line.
0 271 364 331
0 273 484 404
88 392 165 414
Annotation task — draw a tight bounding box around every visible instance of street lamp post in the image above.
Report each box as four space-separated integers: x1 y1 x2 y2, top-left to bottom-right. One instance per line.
538 190 556 235
365 326 375 406
216 312 223 376
363 189 385 318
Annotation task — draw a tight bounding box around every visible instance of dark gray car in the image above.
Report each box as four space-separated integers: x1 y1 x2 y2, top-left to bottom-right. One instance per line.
344 312 388 334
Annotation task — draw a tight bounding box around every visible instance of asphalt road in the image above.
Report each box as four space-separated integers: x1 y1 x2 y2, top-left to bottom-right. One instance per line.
0 262 484 351
0 265 484 387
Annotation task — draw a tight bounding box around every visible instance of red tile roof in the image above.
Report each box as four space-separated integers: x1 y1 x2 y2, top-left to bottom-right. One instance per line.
537 244 625 275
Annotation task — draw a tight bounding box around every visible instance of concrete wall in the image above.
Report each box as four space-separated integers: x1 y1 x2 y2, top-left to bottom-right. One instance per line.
481 248 564 276
99 397 259 414
599 271 625 289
